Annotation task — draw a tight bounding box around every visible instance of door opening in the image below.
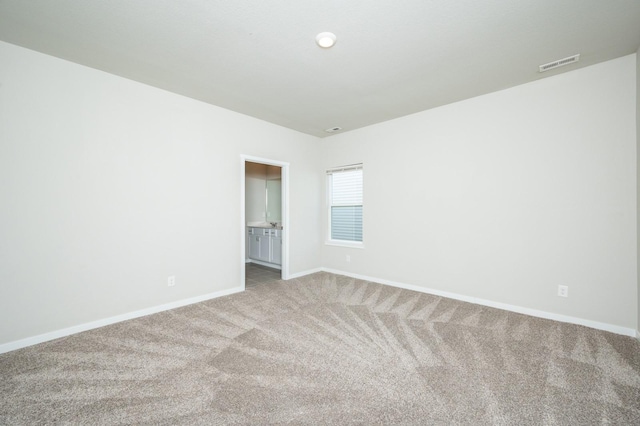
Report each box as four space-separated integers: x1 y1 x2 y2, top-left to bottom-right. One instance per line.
240 156 289 289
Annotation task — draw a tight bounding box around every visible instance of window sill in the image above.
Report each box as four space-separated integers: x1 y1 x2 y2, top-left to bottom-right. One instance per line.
325 240 365 249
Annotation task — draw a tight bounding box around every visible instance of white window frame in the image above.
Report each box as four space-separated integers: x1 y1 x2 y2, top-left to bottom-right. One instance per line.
326 164 364 248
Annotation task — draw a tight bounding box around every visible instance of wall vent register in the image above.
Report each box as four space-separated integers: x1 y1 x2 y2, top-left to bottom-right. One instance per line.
539 54 580 73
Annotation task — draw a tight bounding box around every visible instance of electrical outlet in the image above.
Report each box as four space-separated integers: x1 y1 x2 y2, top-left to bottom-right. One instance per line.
558 285 568 298
168 276 176 287
346 255 351 262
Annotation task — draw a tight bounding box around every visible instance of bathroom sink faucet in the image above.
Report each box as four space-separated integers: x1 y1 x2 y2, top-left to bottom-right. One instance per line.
270 222 278 227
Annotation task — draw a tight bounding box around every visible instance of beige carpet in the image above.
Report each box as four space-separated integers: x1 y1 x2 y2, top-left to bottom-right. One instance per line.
1 272 639 425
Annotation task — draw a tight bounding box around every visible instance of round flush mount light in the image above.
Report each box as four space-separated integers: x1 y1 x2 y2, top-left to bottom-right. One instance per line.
316 32 336 48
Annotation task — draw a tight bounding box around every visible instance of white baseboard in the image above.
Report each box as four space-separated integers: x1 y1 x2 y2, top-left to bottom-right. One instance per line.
3 269 635 354
287 267 323 280
320 268 637 338
0 286 243 355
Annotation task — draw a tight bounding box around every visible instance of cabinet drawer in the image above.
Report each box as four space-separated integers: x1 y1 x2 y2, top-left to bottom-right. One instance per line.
247 227 282 237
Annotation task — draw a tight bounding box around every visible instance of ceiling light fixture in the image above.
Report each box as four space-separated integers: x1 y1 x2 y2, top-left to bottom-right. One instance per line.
316 32 336 48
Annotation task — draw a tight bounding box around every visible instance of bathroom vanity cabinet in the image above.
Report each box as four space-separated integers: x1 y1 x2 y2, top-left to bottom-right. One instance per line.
247 227 282 268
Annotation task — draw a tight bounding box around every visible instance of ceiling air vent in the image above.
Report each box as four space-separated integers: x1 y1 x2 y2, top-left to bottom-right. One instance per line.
325 127 342 133
539 54 580 73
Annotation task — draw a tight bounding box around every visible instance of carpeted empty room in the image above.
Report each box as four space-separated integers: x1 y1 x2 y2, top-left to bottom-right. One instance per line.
2 1 640 425
1 273 639 424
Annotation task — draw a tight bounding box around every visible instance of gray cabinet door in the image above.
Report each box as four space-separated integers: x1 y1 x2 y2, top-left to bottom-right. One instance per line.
249 234 261 259
270 237 282 265
258 235 270 262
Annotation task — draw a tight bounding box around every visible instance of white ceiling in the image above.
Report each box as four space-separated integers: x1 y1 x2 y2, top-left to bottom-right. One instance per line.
1 0 639 138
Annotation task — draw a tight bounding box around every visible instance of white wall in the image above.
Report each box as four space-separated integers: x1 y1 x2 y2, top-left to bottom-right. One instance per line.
322 54 638 330
0 41 322 346
245 162 268 223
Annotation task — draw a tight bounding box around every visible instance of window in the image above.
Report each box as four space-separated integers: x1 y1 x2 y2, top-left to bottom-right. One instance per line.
327 164 363 244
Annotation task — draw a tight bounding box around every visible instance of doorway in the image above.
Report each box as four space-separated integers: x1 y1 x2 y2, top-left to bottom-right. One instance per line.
240 155 289 289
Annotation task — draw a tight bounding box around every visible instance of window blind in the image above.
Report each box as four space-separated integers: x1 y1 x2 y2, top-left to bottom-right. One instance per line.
328 165 363 242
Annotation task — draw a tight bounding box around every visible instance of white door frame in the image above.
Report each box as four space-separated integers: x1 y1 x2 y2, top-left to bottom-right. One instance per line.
240 155 290 288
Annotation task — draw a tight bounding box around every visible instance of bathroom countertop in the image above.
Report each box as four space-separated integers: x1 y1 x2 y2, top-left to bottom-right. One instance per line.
247 222 283 230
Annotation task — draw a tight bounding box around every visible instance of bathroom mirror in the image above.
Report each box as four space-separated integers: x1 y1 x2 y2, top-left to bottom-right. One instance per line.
265 171 281 222
245 162 281 224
